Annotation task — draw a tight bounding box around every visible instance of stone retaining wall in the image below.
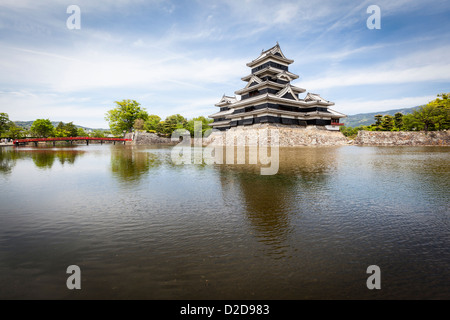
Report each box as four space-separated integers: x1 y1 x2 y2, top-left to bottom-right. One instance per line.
125 131 177 145
203 124 348 146
123 128 450 147
354 130 450 146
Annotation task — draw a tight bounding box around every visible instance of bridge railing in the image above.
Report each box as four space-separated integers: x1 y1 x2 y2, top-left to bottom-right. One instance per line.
13 137 132 145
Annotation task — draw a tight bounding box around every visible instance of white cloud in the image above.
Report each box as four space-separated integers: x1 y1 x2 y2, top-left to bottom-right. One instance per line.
273 3 300 24
0 43 246 93
0 90 108 127
302 46 450 89
0 0 158 11
0 0 449 128
303 64 450 90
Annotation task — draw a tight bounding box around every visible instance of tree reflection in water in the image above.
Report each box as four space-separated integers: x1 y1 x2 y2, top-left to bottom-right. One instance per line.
0 147 19 174
0 147 85 173
110 146 162 183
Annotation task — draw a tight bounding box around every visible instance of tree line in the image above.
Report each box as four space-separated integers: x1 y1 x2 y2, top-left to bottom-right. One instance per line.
0 115 109 139
1 99 213 139
105 99 213 137
340 93 450 138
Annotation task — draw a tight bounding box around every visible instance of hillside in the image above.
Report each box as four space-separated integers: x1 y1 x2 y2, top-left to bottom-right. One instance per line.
13 121 107 131
343 106 418 127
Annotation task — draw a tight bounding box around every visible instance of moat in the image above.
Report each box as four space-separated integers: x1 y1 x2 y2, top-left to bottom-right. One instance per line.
0 145 448 299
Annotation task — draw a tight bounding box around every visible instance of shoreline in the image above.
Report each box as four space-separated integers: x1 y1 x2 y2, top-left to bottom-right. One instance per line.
4 130 449 147
0 143 14 147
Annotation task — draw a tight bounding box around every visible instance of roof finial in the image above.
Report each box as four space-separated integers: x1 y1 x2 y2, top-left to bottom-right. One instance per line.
276 41 279 46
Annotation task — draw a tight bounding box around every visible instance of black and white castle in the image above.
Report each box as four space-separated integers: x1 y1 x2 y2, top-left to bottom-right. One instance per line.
209 43 346 131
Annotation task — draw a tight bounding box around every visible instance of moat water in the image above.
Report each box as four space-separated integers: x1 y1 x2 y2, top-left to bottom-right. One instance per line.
0 145 448 299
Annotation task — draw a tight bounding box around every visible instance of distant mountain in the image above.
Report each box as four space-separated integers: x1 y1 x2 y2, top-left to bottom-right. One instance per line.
343 106 419 127
13 121 107 131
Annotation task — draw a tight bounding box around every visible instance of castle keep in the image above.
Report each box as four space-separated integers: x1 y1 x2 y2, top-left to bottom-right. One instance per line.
209 43 346 131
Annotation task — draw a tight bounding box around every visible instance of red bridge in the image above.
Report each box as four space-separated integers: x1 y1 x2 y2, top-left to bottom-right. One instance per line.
13 137 132 146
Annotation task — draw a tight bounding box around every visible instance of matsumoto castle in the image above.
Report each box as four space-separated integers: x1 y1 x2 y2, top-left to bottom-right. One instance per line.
209 43 346 131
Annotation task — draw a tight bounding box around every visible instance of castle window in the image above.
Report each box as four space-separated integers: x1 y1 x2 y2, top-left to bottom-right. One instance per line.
249 90 259 98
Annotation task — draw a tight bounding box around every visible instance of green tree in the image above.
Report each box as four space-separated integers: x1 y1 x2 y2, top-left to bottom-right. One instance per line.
415 105 436 132
433 106 450 130
155 121 165 134
64 122 79 137
5 122 25 139
402 113 422 131
90 130 105 138
162 114 187 136
133 118 145 131
374 114 383 127
339 126 366 138
427 93 450 131
185 116 213 137
55 122 69 137
401 95 449 132
394 112 403 130
409 105 439 132
380 115 394 131
368 114 384 131
0 113 11 136
144 115 161 132
30 119 54 138
105 99 149 135
77 127 88 137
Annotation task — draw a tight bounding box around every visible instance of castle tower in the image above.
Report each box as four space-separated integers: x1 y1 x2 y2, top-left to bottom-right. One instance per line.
209 43 346 131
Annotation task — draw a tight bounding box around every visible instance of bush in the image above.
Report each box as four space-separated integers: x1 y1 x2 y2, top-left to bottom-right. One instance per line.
340 126 365 139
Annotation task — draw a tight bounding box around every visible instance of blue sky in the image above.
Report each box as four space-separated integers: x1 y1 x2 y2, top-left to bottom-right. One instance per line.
1 0 449 128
